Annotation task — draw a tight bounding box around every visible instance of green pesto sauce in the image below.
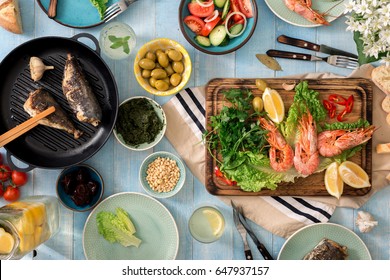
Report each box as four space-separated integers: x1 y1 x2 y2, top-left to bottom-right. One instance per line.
116 98 163 147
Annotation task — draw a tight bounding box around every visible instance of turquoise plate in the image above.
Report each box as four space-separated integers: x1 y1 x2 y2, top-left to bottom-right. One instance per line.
37 0 116 28
264 0 348 27
278 223 371 260
83 192 179 260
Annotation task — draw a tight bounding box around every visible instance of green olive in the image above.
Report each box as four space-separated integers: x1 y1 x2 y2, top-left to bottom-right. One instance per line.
172 61 184 74
151 68 167 79
149 77 157 88
157 53 169 68
142 69 151 78
155 80 170 91
255 79 268 92
138 58 155 70
164 64 174 76
252 96 264 112
170 73 182 87
154 63 162 69
145 51 156 62
155 49 164 57
167 49 183 62
163 77 170 85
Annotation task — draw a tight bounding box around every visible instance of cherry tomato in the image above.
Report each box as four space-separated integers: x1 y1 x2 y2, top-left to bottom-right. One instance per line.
346 95 354 113
184 15 205 34
328 94 347 105
11 171 28 187
187 1 214 18
237 0 253 18
200 16 221 37
3 185 20 202
0 165 11 182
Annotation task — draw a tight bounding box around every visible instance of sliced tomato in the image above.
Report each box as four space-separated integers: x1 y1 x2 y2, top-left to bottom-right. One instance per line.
188 1 215 18
230 0 243 22
184 15 205 35
237 0 253 18
200 16 221 37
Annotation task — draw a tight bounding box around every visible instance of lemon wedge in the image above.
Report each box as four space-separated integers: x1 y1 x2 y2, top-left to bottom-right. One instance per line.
0 227 15 254
324 162 344 199
202 209 224 237
262 87 285 123
338 161 371 188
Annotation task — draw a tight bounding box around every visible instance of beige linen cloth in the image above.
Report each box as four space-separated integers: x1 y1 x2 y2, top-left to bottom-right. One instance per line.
163 64 390 238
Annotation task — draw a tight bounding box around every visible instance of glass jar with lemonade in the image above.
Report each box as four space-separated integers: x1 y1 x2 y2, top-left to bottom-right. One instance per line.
0 196 59 260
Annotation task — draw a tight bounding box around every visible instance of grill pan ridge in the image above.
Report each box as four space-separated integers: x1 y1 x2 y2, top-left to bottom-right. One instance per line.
0 34 118 169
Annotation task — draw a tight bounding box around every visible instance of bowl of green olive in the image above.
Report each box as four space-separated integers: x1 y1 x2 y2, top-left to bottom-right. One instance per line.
134 38 192 96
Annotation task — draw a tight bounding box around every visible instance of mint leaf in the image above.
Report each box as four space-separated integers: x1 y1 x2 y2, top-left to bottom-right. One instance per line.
108 35 120 43
123 43 130 54
110 42 123 49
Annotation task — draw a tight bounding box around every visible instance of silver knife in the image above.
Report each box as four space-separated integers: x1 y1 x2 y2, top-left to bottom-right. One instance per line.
277 35 358 59
232 203 253 260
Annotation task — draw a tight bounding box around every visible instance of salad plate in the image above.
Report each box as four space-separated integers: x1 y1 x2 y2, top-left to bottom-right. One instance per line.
278 223 371 260
205 78 373 196
264 0 348 27
37 0 116 28
83 192 179 260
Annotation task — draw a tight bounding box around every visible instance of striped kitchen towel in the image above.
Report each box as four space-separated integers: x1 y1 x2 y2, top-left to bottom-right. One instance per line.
163 86 336 238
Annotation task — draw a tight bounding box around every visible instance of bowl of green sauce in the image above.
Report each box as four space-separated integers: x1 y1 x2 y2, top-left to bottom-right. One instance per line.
113 96 166 151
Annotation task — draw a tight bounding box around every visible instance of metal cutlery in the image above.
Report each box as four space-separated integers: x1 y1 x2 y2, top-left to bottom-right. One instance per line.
103 0 138 22
266 49 359 70
232 202 253 260
231 201 274 260
277 35 358 59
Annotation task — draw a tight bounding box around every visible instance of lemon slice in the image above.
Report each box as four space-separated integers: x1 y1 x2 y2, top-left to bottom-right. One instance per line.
0 227 15 254
202 209 224 236
338 161 371 188
324 162 344 199
262 87 285 123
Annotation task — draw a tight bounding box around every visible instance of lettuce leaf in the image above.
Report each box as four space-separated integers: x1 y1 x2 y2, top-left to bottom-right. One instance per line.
90 0 108 20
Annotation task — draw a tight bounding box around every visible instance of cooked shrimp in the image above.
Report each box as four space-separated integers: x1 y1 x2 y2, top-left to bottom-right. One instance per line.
317 125 375 157
260 117 294 172
293 112 319 176
284 0 329 25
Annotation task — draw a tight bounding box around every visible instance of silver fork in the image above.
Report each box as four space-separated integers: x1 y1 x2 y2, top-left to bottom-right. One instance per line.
232 201 253 260
103 0 139 22
266 50 359 70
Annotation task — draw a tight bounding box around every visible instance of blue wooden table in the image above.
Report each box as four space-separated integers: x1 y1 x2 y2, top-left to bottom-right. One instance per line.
0 0 389 260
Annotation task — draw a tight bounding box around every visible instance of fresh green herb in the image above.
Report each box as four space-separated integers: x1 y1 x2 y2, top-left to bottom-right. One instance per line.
96 208 142 248
90 0 108 20
108 35 131 54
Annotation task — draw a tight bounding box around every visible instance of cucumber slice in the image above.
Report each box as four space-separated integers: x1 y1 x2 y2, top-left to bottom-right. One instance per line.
214 0 227 8
194 35 211 47
221 0 230 20
219 36 230 47
228 23 244 38
209 25 227 46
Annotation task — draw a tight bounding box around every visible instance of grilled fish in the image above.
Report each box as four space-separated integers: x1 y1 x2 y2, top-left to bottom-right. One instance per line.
23 88 83 139
62 53 102 127
303 238 348 260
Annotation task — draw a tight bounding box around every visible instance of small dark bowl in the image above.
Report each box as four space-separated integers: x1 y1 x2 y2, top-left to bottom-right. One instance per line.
179 0 258 55
56 164 104 212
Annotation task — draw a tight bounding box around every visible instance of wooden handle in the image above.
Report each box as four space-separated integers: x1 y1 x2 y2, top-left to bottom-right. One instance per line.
48 0 58 19
266 49 312 61
0 106 55 147
277 35 320 52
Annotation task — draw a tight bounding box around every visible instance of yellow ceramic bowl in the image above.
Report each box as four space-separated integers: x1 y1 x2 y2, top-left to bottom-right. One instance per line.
134 38 192 96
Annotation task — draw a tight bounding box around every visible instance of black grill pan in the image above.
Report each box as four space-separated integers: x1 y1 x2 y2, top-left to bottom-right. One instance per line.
0 33 118 170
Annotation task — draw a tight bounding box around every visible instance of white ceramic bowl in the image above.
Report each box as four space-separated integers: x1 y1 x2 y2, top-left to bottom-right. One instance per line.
113 96 166 151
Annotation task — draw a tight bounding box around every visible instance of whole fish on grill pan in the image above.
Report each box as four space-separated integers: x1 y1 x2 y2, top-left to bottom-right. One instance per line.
303 238 348 260
23 88 83 139
62 53 102 127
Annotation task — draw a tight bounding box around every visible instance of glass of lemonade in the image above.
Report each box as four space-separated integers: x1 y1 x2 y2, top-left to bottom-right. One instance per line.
188 205 225 243
99 22 136 60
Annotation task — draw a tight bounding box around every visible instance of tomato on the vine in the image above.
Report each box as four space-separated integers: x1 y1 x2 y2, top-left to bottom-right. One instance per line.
0 165 11 182
11 171 28 187
3 185 20 202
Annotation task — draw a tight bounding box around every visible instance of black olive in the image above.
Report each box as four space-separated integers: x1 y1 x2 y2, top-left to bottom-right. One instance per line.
71 183 92 206
62 174 76 195
87 180 99 196
76 167 90 183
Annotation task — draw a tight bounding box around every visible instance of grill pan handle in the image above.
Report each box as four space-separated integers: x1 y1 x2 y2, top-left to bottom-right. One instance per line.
6 152 35 172
72 33 101 55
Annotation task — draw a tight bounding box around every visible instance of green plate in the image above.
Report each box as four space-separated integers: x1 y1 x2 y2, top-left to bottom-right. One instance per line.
264 0 348 27
278 223 371 260
83 192 179 260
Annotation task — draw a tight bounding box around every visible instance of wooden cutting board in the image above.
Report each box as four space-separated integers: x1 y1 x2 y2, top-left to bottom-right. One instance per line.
205 78 373 196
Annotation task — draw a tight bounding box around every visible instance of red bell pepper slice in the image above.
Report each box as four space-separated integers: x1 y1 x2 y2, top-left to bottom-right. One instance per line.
323 100 336 118
328 94 347 105
345 95 354 113
214 166 236 186
337 107 349 122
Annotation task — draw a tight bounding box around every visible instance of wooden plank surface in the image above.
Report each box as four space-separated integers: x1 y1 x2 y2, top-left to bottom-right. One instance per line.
205 78 373 196
0 0 388 260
